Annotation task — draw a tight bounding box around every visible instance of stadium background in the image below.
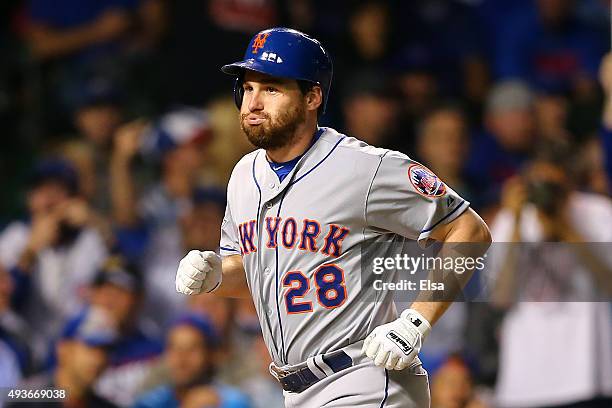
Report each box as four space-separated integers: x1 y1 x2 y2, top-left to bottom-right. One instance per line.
0 0 611 407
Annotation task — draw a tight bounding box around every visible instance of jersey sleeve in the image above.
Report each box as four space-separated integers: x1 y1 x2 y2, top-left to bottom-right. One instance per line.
365 151 470 246
220 202 241 257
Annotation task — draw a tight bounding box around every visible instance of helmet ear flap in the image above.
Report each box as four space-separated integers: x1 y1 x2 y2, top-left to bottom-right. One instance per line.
233 77 244 109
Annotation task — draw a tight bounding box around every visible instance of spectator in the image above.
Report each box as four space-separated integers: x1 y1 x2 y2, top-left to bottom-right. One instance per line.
533 88 571 142
201 298 264 387
0 159 107 342
180 187 227 253
466 81 536 208
342 1 392 67
141 185 226 328
110 108 213 229
159 0 281 106
416 105 477 205
25 0 164 134
7 308 119 407
394 0 489 108
333 1 394 124
110 107 212 267
390 53 440 154
133 313 251 408
489 152 612 407
239 336 284 408
430 355 487 408
0 338 21 388
0 264 23 388
187 292 234 347
67 77 125 213
598 51 612 191
494 0 606 94
71 77 123 149
0 263 33 376
341 70 399 147
82 257 163 407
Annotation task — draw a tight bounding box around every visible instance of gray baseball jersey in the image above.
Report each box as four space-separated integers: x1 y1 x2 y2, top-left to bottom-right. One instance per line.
220 127 469 366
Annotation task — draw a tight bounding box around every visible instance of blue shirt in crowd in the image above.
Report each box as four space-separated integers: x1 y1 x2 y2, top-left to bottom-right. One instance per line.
133 384 251 408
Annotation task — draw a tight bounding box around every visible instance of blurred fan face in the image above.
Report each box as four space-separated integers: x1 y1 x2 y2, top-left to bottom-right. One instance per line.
488 109 534 152
418 111 468 173
75 105 121 146
187 295 232 337
166 325 213 387
27 181 71 215
164 142 206 175
240 71 306 150
399 73 437 113
537 0 572 25
431 361 473 408
349 2 389 59
525 161 570 213
181 203 224 250
0 266 13 312
343 95 397 145
90 284 138 328
60 341 109 388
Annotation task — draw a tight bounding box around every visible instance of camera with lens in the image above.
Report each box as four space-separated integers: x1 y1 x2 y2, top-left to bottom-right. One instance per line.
526 179 568 215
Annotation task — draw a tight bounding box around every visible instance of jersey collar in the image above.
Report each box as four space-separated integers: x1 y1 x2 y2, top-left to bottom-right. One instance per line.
254 127 344 204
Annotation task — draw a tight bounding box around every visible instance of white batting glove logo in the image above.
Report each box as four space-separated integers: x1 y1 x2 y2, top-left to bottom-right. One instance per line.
175 250 222 295
362 309 431 370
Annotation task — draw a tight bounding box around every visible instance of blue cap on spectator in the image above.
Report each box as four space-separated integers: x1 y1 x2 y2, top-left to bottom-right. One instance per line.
392 44 437 74
61 308 119 348
192 186 227 210
140 107 213 160
71 76 122 110
341 69 394 101
170 313 219 349
92 257 143 293
27 158 79 196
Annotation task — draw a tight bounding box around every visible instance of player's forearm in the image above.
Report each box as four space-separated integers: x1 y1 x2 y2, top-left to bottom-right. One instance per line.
411 209 491 325
212 255 251 298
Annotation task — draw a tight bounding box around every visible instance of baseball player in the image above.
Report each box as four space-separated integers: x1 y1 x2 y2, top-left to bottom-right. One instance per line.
176 27 491 407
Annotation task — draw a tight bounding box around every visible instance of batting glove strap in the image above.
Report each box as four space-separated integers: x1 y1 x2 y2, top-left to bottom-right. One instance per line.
400 309 432 341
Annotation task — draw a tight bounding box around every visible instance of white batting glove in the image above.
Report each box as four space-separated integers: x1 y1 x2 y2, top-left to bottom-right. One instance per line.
362 309 431 370
175 250 222 295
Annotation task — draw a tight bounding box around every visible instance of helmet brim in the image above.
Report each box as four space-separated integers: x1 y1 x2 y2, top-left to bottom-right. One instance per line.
221 60 316 84
221 60 266 76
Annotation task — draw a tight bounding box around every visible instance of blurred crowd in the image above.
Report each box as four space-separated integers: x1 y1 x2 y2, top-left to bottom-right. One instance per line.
0 0 611 407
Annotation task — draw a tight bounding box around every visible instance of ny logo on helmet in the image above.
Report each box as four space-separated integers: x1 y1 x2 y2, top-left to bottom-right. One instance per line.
251 33 270 54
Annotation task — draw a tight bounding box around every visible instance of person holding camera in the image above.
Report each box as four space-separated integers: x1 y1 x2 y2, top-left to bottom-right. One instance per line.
489 153 612 407
0 159 108 353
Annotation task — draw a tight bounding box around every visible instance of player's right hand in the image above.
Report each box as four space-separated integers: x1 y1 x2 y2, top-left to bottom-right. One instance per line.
175 250 222 295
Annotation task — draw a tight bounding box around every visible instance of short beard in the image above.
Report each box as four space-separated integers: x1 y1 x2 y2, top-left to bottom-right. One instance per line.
240 103 306 150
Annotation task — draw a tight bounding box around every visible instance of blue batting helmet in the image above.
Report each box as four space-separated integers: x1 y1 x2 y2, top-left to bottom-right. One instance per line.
221 27 333 113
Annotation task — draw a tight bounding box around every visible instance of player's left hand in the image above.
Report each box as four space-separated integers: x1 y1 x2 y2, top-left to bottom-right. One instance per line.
361 309 431 370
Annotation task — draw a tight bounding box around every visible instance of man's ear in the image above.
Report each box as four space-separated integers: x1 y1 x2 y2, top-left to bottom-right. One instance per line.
305 86 323 112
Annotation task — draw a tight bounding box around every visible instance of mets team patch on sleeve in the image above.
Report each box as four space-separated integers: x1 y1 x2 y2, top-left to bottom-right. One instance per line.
408 164 447 197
